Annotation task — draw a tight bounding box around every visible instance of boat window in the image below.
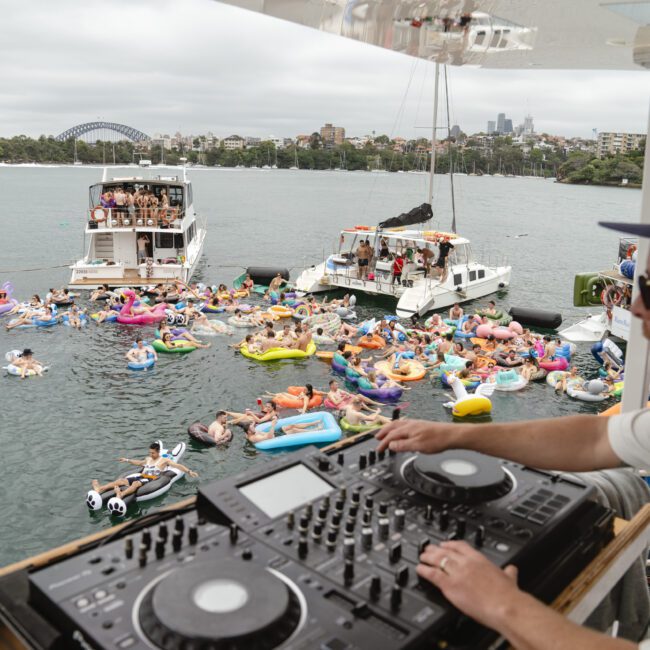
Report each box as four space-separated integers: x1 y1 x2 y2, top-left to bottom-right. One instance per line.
469 270 477 282
167 186 183 208
478 269 485 279
174 233 184 249
186 223 196 244
89 184 102 207
449 243 468 266
155 233 175 249
453 273 463 286
186 184 193 208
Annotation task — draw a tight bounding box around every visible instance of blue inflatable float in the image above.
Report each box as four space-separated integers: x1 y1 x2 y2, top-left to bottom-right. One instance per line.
254 411 342 450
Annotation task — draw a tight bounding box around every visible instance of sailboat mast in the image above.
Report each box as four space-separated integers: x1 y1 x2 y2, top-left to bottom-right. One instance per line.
427 63 440 207
443 66 457 233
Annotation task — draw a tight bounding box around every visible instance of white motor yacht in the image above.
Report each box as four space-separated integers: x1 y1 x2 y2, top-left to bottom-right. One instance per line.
69 167 206 289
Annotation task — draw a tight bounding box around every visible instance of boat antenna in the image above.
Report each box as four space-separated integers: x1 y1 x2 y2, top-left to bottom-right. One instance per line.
444 65 457 234
428 63 440 214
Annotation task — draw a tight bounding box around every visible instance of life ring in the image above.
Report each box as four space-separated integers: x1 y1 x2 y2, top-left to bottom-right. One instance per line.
601 285 624 308
90 206 107 222
626 244 637 259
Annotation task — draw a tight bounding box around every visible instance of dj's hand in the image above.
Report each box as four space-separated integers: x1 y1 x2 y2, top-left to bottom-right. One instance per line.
375 419 455 454
418 541 521 630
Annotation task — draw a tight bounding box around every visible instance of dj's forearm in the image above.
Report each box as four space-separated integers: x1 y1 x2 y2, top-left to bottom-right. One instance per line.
453 416 620 472
493 590 636 650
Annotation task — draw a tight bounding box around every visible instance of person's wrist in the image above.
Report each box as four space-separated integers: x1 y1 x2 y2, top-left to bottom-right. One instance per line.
489 586 530 632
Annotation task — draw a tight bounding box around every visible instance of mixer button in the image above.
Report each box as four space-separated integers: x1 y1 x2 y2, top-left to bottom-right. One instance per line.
369 574 381 600
389 542 402 564
75 597 90 609
318 457 331 472
174 515 184 533
188 525 198 545
361 526 373 550
418 538 431 555
390 585 402 610
474 526 486 547
298 537 309 559
396 565 409 587
378 517 390 539
358 454 367 469
344 560 355 585
378 501 388 516
394 508 405 531
368 450 376 465
337 452 345 466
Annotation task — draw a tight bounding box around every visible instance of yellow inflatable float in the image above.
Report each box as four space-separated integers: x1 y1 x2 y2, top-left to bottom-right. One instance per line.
240 341 316 362
375 359 426 382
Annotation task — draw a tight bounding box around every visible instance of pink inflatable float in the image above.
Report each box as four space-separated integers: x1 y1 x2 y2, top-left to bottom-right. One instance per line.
117 290 168 325
475 324 515 340
538 356 569 371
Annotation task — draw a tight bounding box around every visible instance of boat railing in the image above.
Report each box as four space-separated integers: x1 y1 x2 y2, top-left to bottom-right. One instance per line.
481 251 509 269
88 207 186 230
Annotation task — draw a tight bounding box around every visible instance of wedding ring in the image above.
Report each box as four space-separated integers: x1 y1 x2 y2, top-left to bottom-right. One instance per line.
439 556 450 574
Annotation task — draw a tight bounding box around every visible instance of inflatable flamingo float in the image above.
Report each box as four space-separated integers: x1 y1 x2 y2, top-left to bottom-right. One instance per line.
117 290 168 325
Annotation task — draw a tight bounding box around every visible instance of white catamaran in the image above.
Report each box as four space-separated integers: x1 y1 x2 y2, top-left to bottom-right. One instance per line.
69 167 206 288
295 64 511 318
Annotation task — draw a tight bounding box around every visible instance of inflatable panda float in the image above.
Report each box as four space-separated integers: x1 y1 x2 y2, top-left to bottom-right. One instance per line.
85 441 186 517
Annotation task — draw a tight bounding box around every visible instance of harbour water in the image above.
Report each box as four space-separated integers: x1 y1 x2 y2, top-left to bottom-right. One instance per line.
0 166 640 567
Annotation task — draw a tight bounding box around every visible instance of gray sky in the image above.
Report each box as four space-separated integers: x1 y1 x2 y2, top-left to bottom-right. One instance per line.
1 0 647 140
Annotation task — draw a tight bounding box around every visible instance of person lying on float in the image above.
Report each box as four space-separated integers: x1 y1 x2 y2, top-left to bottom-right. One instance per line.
376 219 650 650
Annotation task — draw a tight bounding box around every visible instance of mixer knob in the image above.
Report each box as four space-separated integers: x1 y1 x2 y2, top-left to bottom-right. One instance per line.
378 449 386 461
348 504 359 518
138 544 148 568
394 508 405 531
351 489 361 505
322 496 330 509
364 496 374 510
369 574 381 601
344 560 355 586
158 523 168 541
141 529 152 550
361 526 373 550
334 498 345 513
174 515 184 533
318 456 331 472
439 509 449 531
359 454 367 469
318 506 328 521
299 515 310 534
312 523 323 542
474 525 486 548
343 537 355 560
362 511 372 526
331 513 341 529
455 518 466 539
424 504 434 523
172 531 182 553
241 548 253 561
396 565 409 587
326 529 337 552
368 450 376 465
378 501 388 516
298 537 309 559
286 511 295 529
229 523 239 543
188 525 198 546
389 542 402 564
344 519 356 536
418 538 431 555
124 536 133 560
378 517 390 539
337 452 345 466
155 537 166 560
389 448 396 457
391 585 402 610
305 504 313 520
339 487 347 499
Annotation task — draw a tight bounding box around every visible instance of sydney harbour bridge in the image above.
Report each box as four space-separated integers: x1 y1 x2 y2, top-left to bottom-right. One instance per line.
55 121 150 144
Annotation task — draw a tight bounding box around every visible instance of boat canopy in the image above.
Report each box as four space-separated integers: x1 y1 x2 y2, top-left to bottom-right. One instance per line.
378 203 433 230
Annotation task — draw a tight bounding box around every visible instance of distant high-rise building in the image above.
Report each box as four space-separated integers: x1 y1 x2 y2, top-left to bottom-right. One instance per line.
523 114 534 134
450 124 461 138
320 123 345 148
487 120 496 134
496 113 506 133
503 119 513 134
597 132 645 158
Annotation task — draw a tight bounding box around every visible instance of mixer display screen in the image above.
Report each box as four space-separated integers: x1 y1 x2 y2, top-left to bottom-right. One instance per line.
238 463 334 518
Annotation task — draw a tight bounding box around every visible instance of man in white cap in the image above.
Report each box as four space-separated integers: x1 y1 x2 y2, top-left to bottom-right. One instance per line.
377 219 650 650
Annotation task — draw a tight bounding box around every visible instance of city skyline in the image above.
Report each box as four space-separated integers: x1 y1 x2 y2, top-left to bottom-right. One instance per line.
1 0 648 140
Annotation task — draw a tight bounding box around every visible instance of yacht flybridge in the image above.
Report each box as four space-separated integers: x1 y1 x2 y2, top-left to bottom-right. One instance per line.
295 222 511 318
69 168 206 289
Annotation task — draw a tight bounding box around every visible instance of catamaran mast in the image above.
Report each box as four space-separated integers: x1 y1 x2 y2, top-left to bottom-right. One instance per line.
444 66 457 234
427 63 439 209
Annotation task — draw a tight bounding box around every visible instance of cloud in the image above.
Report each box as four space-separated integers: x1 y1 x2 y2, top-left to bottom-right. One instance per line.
0 0 647 139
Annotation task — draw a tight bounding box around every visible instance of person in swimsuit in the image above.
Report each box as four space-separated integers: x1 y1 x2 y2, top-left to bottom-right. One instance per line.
344 398 391 427
91 442 198 501
10 348 45 379
269 273 284 293
137 234 150 263
226 401 279 427
327 379 382 409
449 303 464 320
126 338 158 364
6 305 55 330
207 411 233 443
67 304 85 330
242 274 255 291
356 241 370 279
158 324 210 348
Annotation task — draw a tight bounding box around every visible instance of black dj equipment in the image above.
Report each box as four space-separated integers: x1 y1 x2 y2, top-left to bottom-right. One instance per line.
6 434 614 650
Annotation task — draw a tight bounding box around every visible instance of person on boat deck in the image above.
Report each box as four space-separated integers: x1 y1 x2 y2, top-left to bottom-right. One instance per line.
392 252 405 285
433 236 454 281
375 218 650 650
91 442 198 501
379 237 390 258
206 411 233 444
449 303 464 320
11 348 45 379
268 273 284 294
126 337 158 365
344 398 391 427
356 240 371 279
416 246 435 274
136 233 149 262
